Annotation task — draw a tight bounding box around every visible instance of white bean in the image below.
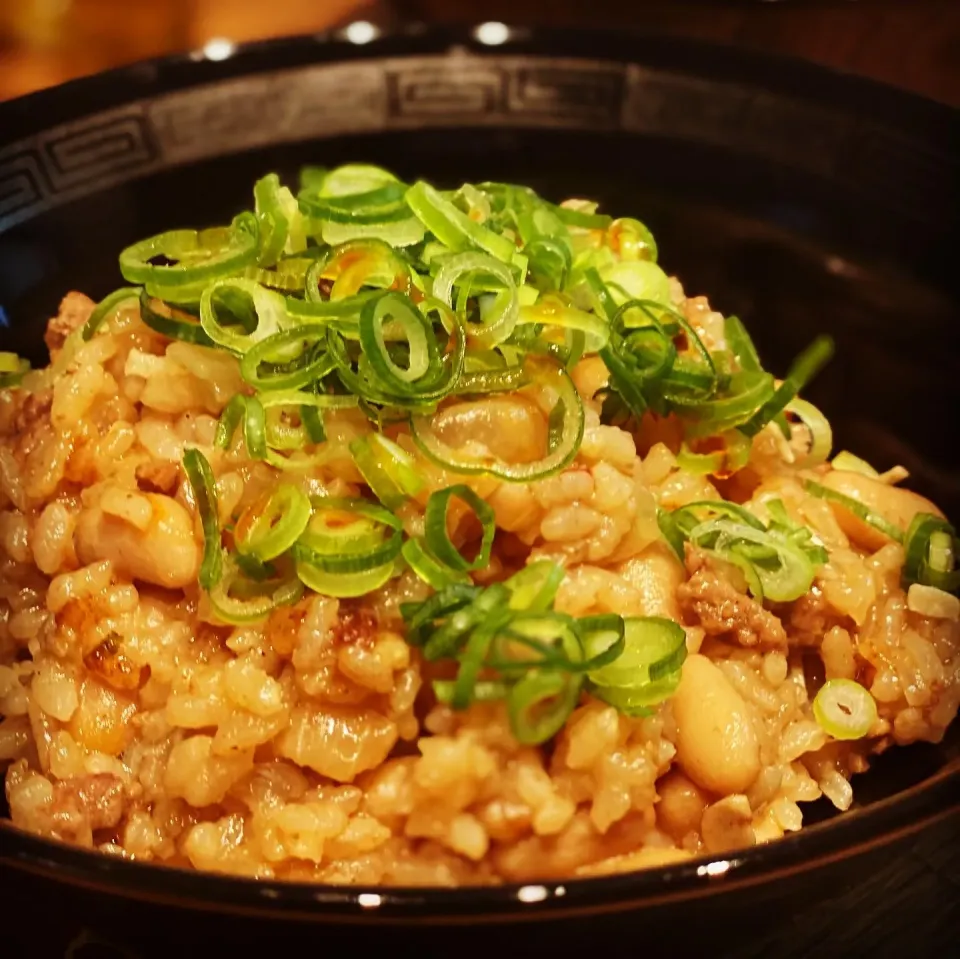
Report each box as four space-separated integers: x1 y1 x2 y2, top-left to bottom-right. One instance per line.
700 794 756 853
673 654 761 795
819 469 944 551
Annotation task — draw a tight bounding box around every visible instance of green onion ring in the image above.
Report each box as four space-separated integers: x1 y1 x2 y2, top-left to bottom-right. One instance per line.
209 554 303 624
423 484 496 574
181 448 222 590
508 670 583 745
411 358 583 482
239 326 334 391
234 483 312 562
741 336 834 437
433 252 520 348
138 289 215 345
902 513 960 593
119 217 258 287
81 287 141 341
813 679 878 740
200 278 287 353
216 393 268 460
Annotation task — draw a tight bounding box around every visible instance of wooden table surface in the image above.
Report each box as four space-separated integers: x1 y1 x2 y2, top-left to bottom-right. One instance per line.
2 1 958 106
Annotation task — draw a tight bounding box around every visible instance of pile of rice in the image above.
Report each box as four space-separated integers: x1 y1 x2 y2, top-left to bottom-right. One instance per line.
0 286 957 885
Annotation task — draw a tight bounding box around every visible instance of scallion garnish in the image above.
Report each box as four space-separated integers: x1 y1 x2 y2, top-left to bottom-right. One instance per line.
422 485 495 574
902 513 960 593
663 500 826 602
813 679 878 740
803 479 905 544
18 159 951 753
234 484 312 562
401 564 680 743
181 448 222 591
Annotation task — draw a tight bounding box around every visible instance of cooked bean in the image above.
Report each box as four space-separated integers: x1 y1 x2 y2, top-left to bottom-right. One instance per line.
656 770 709 839
819 469 944 552
673 654 761 795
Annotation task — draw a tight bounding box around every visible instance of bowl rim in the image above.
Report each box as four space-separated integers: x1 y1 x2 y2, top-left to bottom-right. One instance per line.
0 20 958 921
1 19 956 141
2 762 956 922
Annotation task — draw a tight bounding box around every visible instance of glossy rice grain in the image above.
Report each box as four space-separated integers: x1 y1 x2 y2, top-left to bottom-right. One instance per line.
0 288 958 886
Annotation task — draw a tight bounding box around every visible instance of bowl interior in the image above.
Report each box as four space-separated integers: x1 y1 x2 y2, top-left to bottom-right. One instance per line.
0 32 958 910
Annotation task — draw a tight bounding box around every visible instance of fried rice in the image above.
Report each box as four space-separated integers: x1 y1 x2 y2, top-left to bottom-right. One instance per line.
1 172 958 886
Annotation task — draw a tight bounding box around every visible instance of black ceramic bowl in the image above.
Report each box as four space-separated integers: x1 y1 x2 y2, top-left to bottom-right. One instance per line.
1 23 958 959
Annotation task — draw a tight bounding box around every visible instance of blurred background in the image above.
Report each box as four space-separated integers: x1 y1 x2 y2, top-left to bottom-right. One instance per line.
0 0 958 104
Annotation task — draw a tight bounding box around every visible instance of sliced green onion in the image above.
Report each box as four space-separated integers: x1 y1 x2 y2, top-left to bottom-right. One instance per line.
740 336 834 437
411 358 584 482
119 217 258 287
676 430 751 477
234 484 311 562
451 612 508 709
657 508 686 562
349 433 424 509
200 278 287 353
245 257 313 294
599 260 672 310
786 397 833 467
307 239 411 301
813 679 878 740
588 617 686 690
401 582 481 647
295 496 402 576
295 558 397 598
256 390 356 466
358 291 438 392
671 501 766 538
723 315 762 373
433 679 508 704
81 287 141 341
421 584 509 663
320 216 425 248
254 173 306 267
607 217 657 262
239 326 333 391
406 180 518 266
487 612 584 674
765 499 829 567
181 448 222 590
575 615 628 671
553 203 611 230
674 370 776 435
216 393 267 460
902 513 960 593
432 252 519 348
505 561 565 612
508 670 583 745
804 479 904 544
687 518 817 602
402 538 471 589
518 294 610 352
209 554 303 624
299 181 409 224
307 163 399 197
423 485 495 573
138 290 215 345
